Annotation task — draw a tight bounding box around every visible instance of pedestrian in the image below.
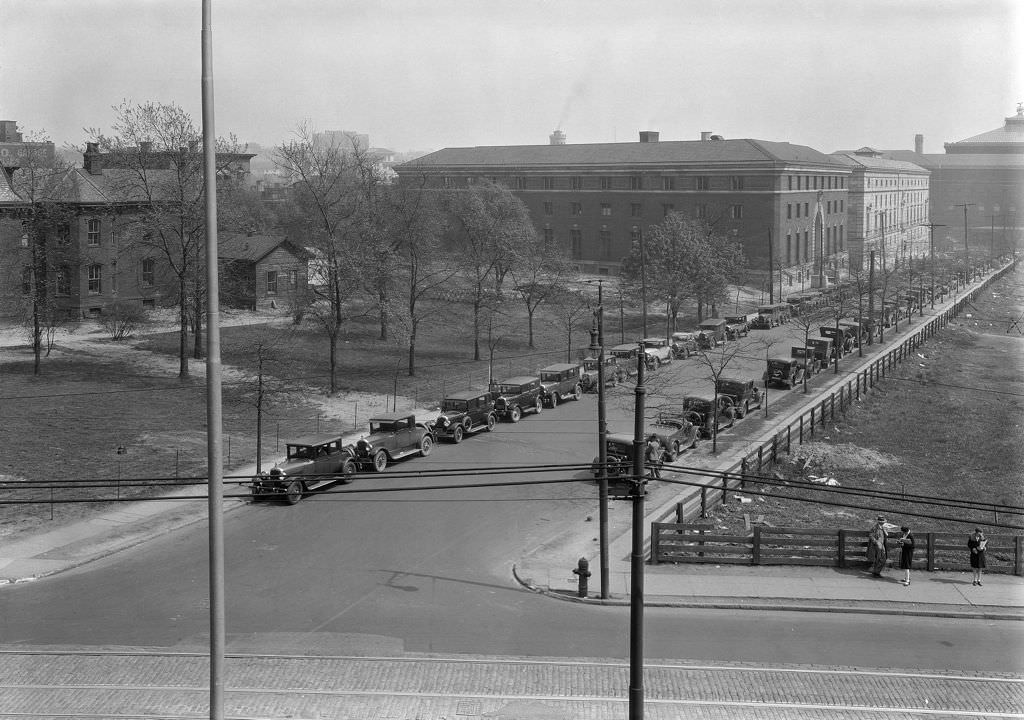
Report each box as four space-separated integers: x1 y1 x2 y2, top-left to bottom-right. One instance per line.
897 526 914 586
867 515 888 577
644 437 664 479
968 528 987 586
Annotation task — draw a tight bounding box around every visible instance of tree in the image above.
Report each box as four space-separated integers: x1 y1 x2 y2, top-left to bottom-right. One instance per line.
273 123 375 393
442 181 534 360
5 133 76 375
786 302 834 391
88 100 248 377
509 230 573 348
549 287 591 363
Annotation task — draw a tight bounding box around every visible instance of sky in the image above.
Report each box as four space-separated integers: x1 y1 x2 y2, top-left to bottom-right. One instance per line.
1 0 1020 156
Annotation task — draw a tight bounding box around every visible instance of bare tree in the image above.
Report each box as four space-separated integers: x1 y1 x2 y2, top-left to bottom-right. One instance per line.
509 230 573 348
549 287 592 363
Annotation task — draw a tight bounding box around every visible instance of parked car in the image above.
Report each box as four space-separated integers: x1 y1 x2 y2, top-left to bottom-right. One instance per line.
680 394 736 438
751 302 792 329
647 412 700 459
353 413 434 472
641 337 674 367
697 318 728 346
609 343 641 375
538 363 584 407
763 357 804 389
590 432 635 479
723 315 750 339
820 326 853 355
581 354 626 391
491 376 544 422
790 346 822 377
714 377 763 418
251 432 357 504
670 331 699 359
806 337 838 366
432 389 496 443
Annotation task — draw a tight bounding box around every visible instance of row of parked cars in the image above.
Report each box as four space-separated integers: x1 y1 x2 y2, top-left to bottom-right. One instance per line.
250 362 593 504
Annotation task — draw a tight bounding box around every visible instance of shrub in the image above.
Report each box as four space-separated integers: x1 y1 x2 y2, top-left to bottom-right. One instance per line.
101 301 150 340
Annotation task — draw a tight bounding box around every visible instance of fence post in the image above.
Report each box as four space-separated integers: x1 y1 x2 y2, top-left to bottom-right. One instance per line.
741 457 748 487
675 501 684 524
927 532 936 571
799 415 804 444
752 526 762 566
700 487 708 518
771 434 778 463
1016 536 1023 576
838 529 847 568
809 407 814 436
830 394 836 421
722 474 728 503
786 424 791 453
650 523 660 565
756 447 763 474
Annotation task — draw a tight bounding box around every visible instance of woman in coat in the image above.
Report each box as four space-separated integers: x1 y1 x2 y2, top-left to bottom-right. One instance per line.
968 528 987 586
897 526 914 586
867 516 888 577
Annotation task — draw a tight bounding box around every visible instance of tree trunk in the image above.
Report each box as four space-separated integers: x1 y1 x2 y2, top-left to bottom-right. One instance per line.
407 318 418 377
328 326 339 394
526 305 535 348
178 276 190 378
473 299 481 361
192 290 203 359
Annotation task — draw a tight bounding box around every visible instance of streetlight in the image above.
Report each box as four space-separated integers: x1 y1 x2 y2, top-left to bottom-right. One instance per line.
585 279 610 600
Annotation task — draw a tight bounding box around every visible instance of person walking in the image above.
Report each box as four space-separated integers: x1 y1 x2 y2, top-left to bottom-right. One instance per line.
968 528 987 586
897 526 914 586
867 515 888 577
644 438 664 479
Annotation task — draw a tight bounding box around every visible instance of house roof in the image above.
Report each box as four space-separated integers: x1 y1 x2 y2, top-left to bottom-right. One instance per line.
218 232 303 262
398 138 848 171
831 152 928 173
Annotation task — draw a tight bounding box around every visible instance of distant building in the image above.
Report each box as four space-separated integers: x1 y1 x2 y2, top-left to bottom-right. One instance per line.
831 148 930 273
218 232 308 311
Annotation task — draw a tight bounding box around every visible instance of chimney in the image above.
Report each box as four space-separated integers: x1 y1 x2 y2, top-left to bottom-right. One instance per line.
639 131 659 143
700 131 712 141
83 142 103 175
914 134 924 154
549 129 566 145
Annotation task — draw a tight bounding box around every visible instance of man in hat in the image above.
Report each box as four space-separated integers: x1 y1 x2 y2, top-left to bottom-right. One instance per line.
867 515 889 577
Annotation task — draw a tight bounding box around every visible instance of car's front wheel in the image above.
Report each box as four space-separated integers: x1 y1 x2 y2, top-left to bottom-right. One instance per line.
452 424 464 443
285 480 304 505
572 384 582 401
340 458 356 484
419 434 433 457
372 449 388 472
510 405 522 423
534 396 543 414
485 413 496 431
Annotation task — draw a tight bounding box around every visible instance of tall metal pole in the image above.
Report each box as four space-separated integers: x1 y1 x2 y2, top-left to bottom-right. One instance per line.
867 250 876 345
639 231 648 337
919 222 944 309
629 344 647 720
201 3 225 719
955 202 975 283
588 281 610 599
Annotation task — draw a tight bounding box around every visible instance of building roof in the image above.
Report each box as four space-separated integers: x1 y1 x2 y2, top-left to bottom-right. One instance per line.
218 232 302 262
831 152 928 173
945 108 1024 152
398 138 848 171
881 151 1024 170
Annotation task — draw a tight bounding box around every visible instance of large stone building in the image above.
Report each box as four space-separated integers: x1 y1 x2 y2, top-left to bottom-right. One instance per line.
396 131 855 289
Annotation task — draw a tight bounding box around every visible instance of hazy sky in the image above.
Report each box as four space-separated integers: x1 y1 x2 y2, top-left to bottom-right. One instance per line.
1 0 1020 154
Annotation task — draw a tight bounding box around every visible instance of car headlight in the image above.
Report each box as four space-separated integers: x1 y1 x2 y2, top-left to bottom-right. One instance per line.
440 417 451 427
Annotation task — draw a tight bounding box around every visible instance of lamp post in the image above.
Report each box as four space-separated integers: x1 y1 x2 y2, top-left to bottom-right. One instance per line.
586 279 610 599
919 222 945 309
955 202 975 284
629 343 647 720
639 230 648 337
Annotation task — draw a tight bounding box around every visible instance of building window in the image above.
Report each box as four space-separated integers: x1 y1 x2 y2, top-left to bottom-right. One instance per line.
442 176 454 189
662 203 674 217
571 176 584 191
57 223 70 244
630 203 642 217
841 199 844 212
788 176 793 191
88 264 102 294
786 233 792 265
803 231 809 261
571 202 582 216
839 225 844 250
731 176 744 190
630 175 643 190
787 204 792 219
696 176 710 191
56 266 71 296
543 227 554 246
600 203 612 216
543 202 553 215
631 226 642 246
570 228 582 259
662 176 675 191
796 204 801 219
730 204 743 219
266 270 278 294
696 203 708 219
543 177 556 190
804 202 809 216
142 258 155 287
514 176 527 190
87 218 101 246
599 229 612 259
600 177 613 190
813 176 818 190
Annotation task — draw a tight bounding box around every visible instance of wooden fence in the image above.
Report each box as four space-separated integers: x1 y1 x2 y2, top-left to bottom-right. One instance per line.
666 260 1021 542
650 522 1024 575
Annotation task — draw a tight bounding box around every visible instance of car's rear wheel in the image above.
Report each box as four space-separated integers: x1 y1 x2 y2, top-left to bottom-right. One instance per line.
510 405 522 423
670 441 680 461
485 413 495 431
572 384 582 401
285 480 304 505
452 424 464 443
372 449 388 472
419 434 433 457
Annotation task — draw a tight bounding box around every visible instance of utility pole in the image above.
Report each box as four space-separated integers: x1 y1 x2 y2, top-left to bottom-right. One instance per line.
919 222 945 309
867 250 876 345
629 343 647 720
587 280 610 599
955 202 975 284
639 231 648 337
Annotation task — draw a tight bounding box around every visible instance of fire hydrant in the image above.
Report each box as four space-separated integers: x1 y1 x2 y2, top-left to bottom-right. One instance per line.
572 557 591 598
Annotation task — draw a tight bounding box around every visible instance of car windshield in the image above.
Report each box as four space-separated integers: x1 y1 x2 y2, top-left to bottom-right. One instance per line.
718 382 744 394
287 445 316 460
583 359 598 370
497 384 524 394
540 372 561 382
643 340 663 348
441 399 468 412
607 442 631 454
683 398 708 411
369 421 397 433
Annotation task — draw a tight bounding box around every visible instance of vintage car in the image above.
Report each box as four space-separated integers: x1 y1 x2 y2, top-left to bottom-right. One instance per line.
680 394 736 438
538 363 584 407
590 432 635 479
581 354 626 390
432 389 496 443
820 326 854 355
751 302 792 329
714 377 763 418
697 318 728 347
353 413 434 472
609 342 642 373
806 337 837 366
763 357 805 389
648 412 700 458
251 432 357 504
641 337 674 367
491 375 544 422
670 331 699 359
838 319 869 347
723 315 750 339
790 346 822 377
